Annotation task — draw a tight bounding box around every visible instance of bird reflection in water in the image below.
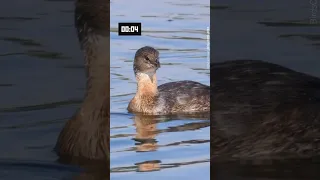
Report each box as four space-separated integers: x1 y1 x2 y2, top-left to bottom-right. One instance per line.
133 115 161 172
132 113 210 172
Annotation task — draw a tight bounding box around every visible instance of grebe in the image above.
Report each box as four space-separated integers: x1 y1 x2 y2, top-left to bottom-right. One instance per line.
55 0 109 164
127 46 210 115
211 60 320 160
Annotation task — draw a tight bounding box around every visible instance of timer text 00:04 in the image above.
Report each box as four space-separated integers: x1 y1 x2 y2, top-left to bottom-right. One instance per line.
118 23 141 35
120 26 139 33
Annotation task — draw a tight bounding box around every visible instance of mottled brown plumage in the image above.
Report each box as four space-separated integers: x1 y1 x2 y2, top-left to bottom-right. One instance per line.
211 60 320 160
128 46 210 115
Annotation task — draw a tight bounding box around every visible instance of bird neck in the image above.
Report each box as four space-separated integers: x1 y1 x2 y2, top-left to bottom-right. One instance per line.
135 72 158 98
79 33 110 117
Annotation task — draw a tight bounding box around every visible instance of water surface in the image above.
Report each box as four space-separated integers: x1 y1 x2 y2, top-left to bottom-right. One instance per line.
0 0 90 179
110 0 210 179
1 0 318 179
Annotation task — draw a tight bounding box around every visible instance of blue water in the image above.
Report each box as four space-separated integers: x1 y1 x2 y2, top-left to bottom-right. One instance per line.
213 0 320 78
0 0 86 179
0 0 319 179
110 0 210 179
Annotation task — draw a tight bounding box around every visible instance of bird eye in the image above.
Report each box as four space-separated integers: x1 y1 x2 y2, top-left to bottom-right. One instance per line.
145 56 150 61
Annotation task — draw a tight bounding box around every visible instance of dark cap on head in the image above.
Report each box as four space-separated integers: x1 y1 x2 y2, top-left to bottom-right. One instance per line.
133 46 160 76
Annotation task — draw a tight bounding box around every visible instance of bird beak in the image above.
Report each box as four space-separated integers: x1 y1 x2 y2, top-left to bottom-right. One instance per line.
156 58 160 69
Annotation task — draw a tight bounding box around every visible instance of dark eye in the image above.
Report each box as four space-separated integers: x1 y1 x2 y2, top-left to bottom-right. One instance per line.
145 56 150 61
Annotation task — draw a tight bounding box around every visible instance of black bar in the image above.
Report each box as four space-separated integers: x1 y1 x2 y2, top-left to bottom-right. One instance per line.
118 22 142 36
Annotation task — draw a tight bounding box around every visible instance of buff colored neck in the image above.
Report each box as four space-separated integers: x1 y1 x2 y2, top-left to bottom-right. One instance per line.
80 33 110 117
135 72 158 98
